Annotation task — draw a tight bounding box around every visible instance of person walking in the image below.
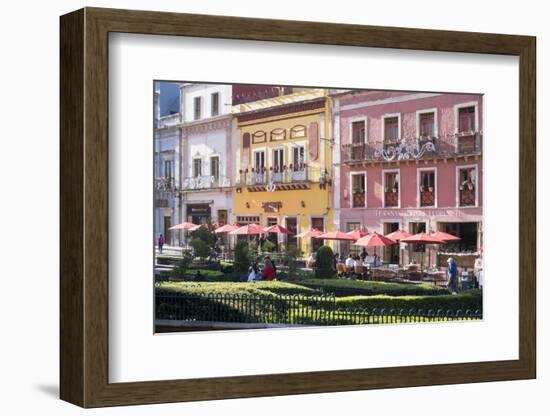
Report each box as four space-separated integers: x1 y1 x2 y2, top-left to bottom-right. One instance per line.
157 233 165 255
447 257 458 293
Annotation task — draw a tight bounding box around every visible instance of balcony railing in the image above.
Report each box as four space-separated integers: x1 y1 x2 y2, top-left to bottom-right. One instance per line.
384 191 399 207
155 177 175 191
459 187 476 207
181 175 231 191
420 189 435 207
236 165 329 188
352 191 365 208
341 133 482 163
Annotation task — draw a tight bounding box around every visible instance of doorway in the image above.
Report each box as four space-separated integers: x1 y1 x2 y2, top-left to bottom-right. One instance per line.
163 216 171 245
383 222 400 264
286 217 298 251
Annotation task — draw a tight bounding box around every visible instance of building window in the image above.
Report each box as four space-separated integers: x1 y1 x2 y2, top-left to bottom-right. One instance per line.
351 173 366 208
193 96 202 120
211 92 219 117
458 166 477 207
193 158 202 178
290 146 306 182
419 170 436 207
163 160 173 178
384 171 399 207
236 216 260 225
254 151 265 171
350 120 366 160
351 120 365 143
272 148 284 183
419 112 435 138
217 209 228 226
210 156 220 182
384 116 399 144
458 106 476 133
291 146 305 169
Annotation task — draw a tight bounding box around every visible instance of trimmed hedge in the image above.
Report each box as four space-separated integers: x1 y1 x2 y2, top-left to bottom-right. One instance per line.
335 290 482 312
300 279 450 297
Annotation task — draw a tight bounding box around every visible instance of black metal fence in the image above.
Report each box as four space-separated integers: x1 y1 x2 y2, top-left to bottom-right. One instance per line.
156 291 482 326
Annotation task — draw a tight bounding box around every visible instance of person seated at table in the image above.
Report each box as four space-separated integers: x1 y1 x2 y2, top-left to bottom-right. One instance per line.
345 254 355 273
372 253 381 267
261 257 276 281
355 255 363 267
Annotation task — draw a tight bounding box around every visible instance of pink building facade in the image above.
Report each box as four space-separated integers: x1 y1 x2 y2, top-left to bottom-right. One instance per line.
331 90 483 265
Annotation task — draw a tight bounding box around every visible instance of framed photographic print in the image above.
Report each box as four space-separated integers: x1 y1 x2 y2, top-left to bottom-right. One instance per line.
60 7 536 408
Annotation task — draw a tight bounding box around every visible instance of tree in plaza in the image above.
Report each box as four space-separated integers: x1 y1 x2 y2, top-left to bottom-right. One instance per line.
189 226 216 260
234 239 250 273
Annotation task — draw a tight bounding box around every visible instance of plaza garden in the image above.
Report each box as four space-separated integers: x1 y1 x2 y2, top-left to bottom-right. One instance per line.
154 227 482 330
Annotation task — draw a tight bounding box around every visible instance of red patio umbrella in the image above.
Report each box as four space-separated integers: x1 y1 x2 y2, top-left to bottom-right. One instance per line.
354 232 396 261
401 233 444 269
168 222 199 248
346 229 369 240
264 224 289 234
354 232 397 247
314 231 356 241
430 230 461 242
168 222 197 230
385 229 412 241
229 223 266 235
214 224 239 233
295 228 323 238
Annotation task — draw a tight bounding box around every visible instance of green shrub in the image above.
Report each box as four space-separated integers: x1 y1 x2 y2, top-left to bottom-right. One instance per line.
234 240 250 273
220 261 234 273
170 255 192 280
315 245 335 279
335 290 482 313
300 279 449 297
262 240 276 252
281 246 301 281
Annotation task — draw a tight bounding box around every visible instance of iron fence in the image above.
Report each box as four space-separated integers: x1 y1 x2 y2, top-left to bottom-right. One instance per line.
156 291 481 326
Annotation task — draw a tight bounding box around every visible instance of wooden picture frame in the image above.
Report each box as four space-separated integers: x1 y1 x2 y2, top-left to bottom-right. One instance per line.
60 7 536 408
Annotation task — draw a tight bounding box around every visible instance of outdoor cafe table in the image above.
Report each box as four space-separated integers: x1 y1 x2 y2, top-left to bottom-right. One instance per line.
422 270 447 285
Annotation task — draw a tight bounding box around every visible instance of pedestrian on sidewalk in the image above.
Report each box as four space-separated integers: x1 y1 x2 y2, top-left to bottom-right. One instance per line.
158 233 164 255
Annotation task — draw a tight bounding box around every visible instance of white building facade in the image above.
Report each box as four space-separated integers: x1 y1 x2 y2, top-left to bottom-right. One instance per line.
177 84 234 233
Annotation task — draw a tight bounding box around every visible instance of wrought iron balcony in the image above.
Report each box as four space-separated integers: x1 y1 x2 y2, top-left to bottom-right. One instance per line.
181 175 231 191
155 177 175 191
341 133 482 164
235 165 330 191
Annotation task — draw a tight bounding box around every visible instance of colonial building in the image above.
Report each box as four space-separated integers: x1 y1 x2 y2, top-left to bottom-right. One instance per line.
232 89 333 254
154 82 182 246
331 90 483 264
177 83 234 229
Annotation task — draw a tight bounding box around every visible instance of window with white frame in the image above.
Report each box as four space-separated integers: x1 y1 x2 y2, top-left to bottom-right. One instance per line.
384 171 399 207
458 166 477 207
351 173 366 208
384 116 399 144
211 92 220 117
193 158 202 178
419 169 436 207
193 96 202 120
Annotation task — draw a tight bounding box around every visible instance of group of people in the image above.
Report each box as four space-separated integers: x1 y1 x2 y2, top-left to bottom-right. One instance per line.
335 249 380 270
247 256 277 282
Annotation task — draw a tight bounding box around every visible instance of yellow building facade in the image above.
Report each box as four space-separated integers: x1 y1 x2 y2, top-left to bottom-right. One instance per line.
232 89 333 255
